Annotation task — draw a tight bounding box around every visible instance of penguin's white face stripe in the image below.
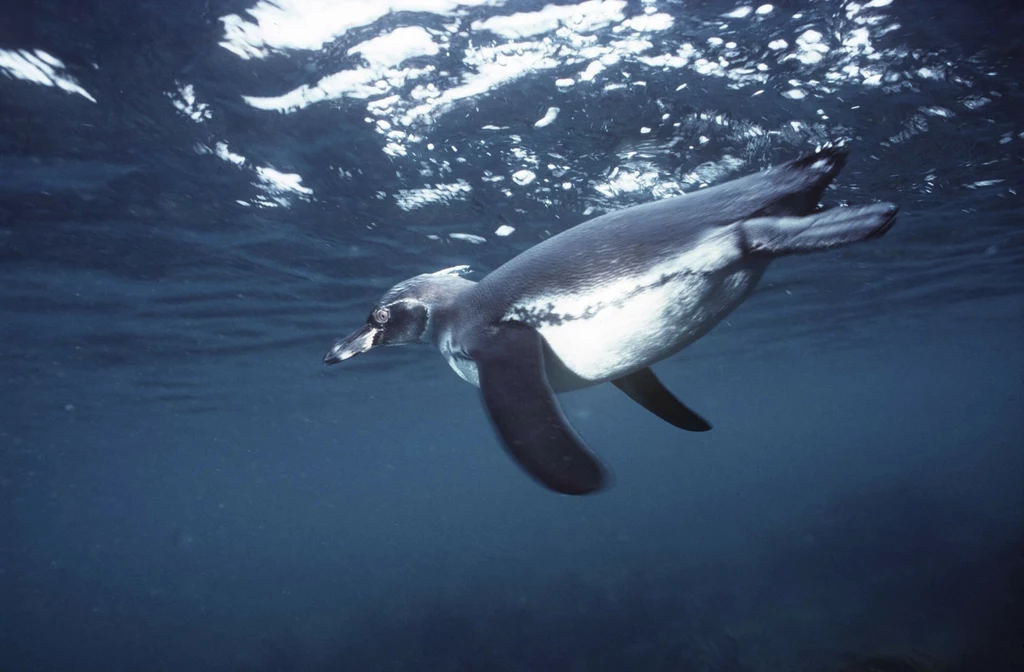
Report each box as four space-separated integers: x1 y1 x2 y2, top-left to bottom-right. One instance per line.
375 297 432 345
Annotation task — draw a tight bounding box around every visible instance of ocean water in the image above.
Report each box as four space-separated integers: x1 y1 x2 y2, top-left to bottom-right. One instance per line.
1 1 1021 670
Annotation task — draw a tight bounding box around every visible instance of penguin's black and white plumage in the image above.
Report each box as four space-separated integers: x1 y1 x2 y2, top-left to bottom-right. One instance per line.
324 147 899 495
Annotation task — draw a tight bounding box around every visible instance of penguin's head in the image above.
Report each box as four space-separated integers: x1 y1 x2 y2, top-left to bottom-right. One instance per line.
323 266 474 364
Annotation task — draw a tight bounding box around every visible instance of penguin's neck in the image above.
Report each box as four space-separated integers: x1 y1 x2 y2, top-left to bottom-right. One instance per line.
423 275 477 346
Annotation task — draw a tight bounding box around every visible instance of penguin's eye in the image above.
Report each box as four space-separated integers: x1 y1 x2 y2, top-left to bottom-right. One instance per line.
373 306 391 325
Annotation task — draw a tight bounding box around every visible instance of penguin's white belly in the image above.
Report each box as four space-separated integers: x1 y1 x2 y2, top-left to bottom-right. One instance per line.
533 266 759 388
440 226 763 391
436 266 756 390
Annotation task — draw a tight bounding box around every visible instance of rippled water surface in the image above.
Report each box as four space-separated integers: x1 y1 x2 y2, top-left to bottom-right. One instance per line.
1 1 1022 671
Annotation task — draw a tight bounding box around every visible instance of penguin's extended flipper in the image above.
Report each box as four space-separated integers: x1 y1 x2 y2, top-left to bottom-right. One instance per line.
612 368 712 432
466 322 609 495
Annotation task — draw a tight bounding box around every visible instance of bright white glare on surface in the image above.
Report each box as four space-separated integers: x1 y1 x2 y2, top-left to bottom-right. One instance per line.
471 0 626 38
534 107 560 128
220 0 505 58
395 181 473 211
449 233 487 243
169 82 211 122
211 0 939 211
0 49 96 102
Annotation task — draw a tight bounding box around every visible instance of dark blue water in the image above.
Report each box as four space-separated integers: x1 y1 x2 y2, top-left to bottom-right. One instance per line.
1 1 1021 670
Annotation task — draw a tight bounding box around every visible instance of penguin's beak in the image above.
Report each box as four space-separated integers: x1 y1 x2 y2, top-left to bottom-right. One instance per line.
323 324 378 365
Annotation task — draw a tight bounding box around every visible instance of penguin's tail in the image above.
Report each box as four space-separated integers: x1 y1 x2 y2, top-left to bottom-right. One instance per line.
741 203 898 256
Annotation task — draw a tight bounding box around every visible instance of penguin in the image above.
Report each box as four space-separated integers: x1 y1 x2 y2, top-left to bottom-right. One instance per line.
324 146 899 495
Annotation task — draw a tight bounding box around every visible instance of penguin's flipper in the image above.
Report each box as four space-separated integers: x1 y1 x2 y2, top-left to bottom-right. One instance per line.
612 368 712 432
466 322 609 495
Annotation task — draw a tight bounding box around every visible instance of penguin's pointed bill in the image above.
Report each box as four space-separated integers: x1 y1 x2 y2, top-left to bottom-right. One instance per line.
324 324 377 364
466 322 609 495
612 368 712 432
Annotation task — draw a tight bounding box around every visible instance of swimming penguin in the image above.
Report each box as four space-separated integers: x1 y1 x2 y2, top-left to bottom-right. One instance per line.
324 146 898 495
